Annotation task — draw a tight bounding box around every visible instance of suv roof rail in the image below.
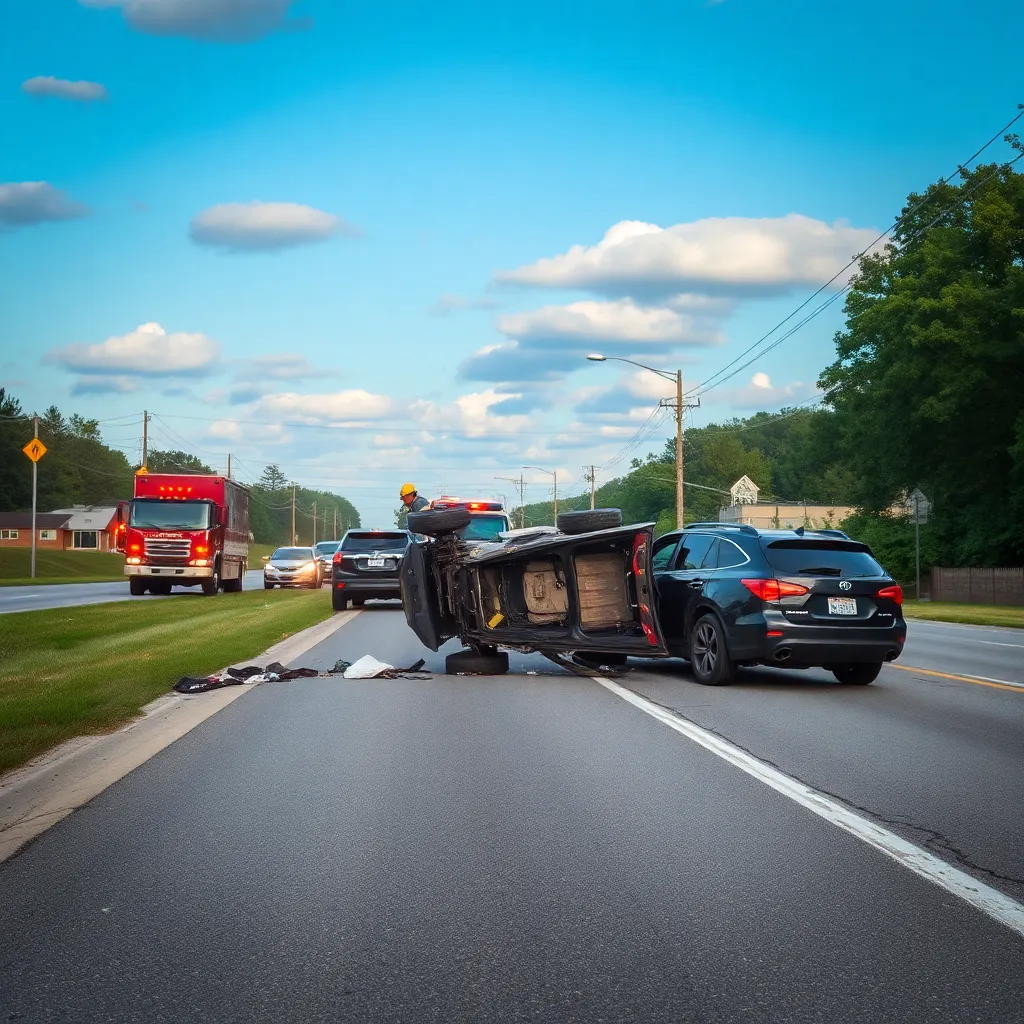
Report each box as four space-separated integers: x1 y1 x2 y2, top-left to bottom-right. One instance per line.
685 521 760 536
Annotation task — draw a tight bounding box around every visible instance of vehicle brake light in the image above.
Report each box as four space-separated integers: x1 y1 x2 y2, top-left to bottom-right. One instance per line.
877 584 903 605
333 551 342 563
766 630 784 637
632 532 659 646
742 579 809 601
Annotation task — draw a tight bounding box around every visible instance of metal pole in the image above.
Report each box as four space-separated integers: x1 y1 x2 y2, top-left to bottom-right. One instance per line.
227 453 232 478
142 410 148 469
676 370 684 528
30 414 39 580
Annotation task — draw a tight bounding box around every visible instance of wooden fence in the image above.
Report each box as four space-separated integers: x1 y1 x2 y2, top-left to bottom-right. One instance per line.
930 567 1024 606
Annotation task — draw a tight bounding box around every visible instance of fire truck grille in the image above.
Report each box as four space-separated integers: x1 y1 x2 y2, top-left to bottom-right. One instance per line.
144 538 192 562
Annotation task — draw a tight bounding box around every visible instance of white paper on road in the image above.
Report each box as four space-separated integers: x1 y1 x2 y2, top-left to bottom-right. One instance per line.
343 655 395 679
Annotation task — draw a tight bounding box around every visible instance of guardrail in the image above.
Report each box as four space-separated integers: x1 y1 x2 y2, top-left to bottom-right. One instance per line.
930 567 1024 606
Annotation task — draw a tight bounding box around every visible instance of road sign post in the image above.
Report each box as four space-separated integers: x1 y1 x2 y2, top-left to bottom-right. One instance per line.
22 424 47 580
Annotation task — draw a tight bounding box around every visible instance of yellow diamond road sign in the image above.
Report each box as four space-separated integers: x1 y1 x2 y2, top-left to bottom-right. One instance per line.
23 439 47 463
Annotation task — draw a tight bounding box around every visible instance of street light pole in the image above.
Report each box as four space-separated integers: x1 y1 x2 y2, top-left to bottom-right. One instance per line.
587 354 697 529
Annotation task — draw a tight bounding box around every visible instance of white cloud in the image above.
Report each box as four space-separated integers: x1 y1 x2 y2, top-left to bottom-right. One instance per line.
0 182 89 227
722 372 814 410
410 389 531 439
46 322 220 376
428 293 499 316
70 376 139 396
22 76 108 102
249 389 395 424
497 214 880 296
78 0 309 42
189 202 356 252
207 419 292 445
498 299 724 347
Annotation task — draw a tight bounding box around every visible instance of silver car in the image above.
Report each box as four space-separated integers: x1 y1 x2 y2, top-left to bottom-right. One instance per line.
313 540 341 580
263 546 323 589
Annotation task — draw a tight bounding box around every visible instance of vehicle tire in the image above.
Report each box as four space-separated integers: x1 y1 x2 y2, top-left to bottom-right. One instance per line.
689 613 734 686
129 578 147 596
572 650 628 669
152 580 173 596
445 648 510 675
264 580 274 590
832 662 882 686
332 590 348 612
407 506 472 537
556 508 623 535
202 565 220 596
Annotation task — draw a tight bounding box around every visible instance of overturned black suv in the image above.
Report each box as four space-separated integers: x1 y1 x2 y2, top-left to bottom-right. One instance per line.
400 507 666 674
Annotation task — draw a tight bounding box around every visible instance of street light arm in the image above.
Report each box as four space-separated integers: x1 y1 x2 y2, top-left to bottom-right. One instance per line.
586 354 677 382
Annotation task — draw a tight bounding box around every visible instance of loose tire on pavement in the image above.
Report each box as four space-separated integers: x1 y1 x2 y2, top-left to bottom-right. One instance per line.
689 613 734 686
407 506 472 537
556 508 623 535
445 649 510 675
832 662 882 686
129 578 147 596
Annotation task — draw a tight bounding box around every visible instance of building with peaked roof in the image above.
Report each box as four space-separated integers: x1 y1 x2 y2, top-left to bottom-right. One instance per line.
0 506 119 551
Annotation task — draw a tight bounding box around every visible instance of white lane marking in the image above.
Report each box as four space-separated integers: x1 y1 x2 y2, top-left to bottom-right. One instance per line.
592 674 1024 939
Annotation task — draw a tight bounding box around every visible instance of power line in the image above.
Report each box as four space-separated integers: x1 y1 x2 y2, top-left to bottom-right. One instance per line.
688 107 1024 400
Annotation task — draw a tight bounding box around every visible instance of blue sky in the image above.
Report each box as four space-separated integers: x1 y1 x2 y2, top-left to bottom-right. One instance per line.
2 0 1021 524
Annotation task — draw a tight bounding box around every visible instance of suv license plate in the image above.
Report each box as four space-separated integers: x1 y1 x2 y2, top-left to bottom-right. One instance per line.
828 597 858 616
367 558 386 567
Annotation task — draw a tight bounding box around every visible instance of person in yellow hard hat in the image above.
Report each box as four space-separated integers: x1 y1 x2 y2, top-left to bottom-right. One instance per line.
400 483 430 514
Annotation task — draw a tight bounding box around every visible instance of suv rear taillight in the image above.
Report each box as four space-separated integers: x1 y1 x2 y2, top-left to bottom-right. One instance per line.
877 584 903 605
742 579 809 601
333 551 342 564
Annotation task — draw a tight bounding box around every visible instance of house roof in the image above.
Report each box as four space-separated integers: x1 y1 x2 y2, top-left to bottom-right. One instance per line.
49 506 118 530
0 512 72 530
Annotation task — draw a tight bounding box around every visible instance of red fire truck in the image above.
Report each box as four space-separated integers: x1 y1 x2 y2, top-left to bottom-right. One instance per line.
116 472 251 596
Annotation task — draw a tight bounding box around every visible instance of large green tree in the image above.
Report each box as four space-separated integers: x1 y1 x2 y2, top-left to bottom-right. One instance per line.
819 159 1024 566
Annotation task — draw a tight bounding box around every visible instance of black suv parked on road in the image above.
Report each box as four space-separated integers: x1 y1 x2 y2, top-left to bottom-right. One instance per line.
652 523 907 686
332 529 411 611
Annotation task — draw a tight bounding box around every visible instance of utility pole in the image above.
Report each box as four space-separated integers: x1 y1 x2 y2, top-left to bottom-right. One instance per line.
584 465 596 509
675 371 683 528
333 507 338 540
227 453 232 479
142 410 149 470
553 471 558 519
496 474 526 527
31 414 39 580
312 501 317 545
291 486 296 546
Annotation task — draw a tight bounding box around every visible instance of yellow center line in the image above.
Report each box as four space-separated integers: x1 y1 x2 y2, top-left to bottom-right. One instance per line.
890 663 1024 693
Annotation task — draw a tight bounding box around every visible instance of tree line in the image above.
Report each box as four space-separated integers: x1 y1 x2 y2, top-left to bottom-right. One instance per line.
516 157 1024 582
0 400 360 547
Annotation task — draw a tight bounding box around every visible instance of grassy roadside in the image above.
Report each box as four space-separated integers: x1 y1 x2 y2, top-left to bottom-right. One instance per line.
0 550 125 585
0 589 334 776
903 600 1024 629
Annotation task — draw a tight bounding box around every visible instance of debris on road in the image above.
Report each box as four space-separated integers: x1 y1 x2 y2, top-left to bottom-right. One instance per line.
173 675 244 694
342 655 429 679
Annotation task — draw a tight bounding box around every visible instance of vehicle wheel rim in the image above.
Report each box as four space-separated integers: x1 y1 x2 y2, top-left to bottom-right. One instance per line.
694 622 718 676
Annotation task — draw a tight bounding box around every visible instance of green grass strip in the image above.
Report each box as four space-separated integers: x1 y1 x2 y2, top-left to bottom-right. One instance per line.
0 589 333 776
903 600 1024 629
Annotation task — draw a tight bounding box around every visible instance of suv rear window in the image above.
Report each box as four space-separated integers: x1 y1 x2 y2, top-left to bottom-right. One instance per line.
764 540 884 578
341 532 409 553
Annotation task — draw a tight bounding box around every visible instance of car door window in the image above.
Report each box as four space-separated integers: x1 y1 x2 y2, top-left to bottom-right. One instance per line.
678 533 715 570
700 539 721 569
651 535 681 572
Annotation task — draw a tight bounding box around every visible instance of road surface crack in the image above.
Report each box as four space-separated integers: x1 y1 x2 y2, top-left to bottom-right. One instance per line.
622 681 1024 892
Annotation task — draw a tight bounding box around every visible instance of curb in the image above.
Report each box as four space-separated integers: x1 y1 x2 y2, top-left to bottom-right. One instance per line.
0 608 360 865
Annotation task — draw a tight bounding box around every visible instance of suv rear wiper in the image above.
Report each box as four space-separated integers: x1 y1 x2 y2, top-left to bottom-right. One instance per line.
795 566 842 576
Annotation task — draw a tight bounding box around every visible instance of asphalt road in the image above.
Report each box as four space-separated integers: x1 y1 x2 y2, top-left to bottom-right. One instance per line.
2 604 1022 1022
0 569 272 615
